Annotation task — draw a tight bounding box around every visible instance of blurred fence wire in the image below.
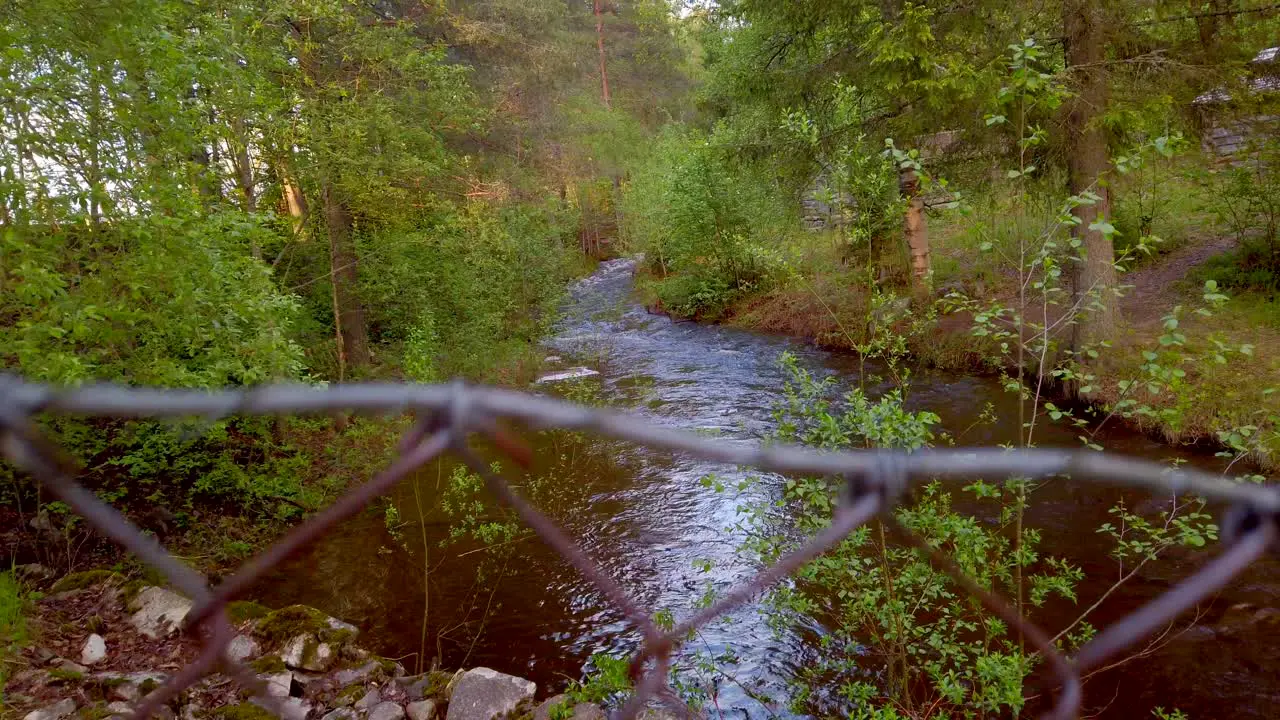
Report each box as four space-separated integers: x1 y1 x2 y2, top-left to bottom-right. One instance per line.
2 375 1277 720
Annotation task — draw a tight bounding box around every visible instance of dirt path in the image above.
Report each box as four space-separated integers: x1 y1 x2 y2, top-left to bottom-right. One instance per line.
1121 234 1238 326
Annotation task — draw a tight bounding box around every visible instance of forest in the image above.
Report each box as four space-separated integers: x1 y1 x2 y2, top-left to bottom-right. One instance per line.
3 0 1280 718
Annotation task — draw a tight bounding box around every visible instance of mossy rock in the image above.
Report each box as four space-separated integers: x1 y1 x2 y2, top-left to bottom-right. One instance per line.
335 683 367 706
203 703 277 720
49 668 85 683
249 655 287 674
51 570 122 593
254 605 350 648
228 601 271 625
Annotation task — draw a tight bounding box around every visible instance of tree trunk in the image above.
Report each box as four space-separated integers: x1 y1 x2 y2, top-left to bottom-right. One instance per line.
229 119 260 258
593 0 611 109
323 179 371 375
1063 0 1117 352
899 167 930 295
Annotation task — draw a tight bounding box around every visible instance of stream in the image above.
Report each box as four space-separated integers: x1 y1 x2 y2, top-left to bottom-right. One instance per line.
257 258 1280 719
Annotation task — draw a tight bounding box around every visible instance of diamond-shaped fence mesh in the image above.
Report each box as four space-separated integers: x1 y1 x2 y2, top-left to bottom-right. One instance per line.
2 375 1277 720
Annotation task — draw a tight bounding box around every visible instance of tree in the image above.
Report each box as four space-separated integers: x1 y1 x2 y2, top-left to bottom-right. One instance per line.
1063 0 1119 351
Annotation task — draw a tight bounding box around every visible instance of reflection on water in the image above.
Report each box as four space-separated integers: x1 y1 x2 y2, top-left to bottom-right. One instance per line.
255 258 1280 718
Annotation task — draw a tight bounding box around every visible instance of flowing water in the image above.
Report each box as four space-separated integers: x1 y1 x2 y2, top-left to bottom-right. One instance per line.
258 259 1280 718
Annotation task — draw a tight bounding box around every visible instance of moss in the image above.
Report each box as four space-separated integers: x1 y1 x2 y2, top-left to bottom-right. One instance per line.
78 702 113 720
48 668 84 682
204 703 277 720
50 570 122 593
249 655 286 674
375 658 400 676
227 601 271 624
322 627 355 646
253 605 331 648
421 671 455 701
139 678 160 695
335 683 367 705
119 580 148 607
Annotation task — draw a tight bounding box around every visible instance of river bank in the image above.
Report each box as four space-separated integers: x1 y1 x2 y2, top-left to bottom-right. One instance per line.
3 569 614 720
635 249 1280 471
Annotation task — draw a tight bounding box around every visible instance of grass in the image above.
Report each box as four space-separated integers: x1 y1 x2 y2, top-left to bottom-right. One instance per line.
1 571 30 704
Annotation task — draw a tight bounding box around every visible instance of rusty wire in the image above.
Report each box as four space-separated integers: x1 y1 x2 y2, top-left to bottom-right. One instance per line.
1 374 1278 720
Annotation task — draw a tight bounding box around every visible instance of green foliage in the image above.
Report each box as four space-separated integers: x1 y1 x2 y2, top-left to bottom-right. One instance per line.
730 355 1078 717
0 571 29 702
625 126 789 318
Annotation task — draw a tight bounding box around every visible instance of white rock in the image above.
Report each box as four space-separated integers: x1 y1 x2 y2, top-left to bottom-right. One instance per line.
281 634 334 672
407 700 437 720
261 671 293 697
129 587 192 639
543 356 562 363
226 634 260 662
81 634 107 666
23 698 76 720
368 702 406 720
105 701 132 717
355 688 382 711
444 668 536 720
534 367 599 384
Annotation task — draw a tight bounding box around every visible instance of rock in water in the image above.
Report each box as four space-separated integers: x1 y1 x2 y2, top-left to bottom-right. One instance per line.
129 587 192 639
534 367 599 384
406 700 436 720
23 699 77 720
368 703 406 720
444 668 535 720
80 634 107 666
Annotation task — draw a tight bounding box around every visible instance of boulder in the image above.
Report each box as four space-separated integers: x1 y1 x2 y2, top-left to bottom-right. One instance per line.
81 634 107 666
406 700 436 720
22 699 77 720
226 635 260 662
105 701 132 718
368 702 406 720
261 671 293 698
320 710 356 720
354 688 382 711
443 668 535 720
533 696 605 720
281 634 335 672
396 672 449 701
129 588 192 640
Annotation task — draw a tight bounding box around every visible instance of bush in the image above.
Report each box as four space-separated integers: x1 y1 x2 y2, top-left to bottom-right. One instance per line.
1198 238 1280 296
624 125 790 317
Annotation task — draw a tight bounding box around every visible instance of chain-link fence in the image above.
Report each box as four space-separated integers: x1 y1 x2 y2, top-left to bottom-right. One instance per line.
2 375 1277 720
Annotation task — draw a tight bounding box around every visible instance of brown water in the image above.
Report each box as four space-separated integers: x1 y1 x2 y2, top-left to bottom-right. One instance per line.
255 259 1280 718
